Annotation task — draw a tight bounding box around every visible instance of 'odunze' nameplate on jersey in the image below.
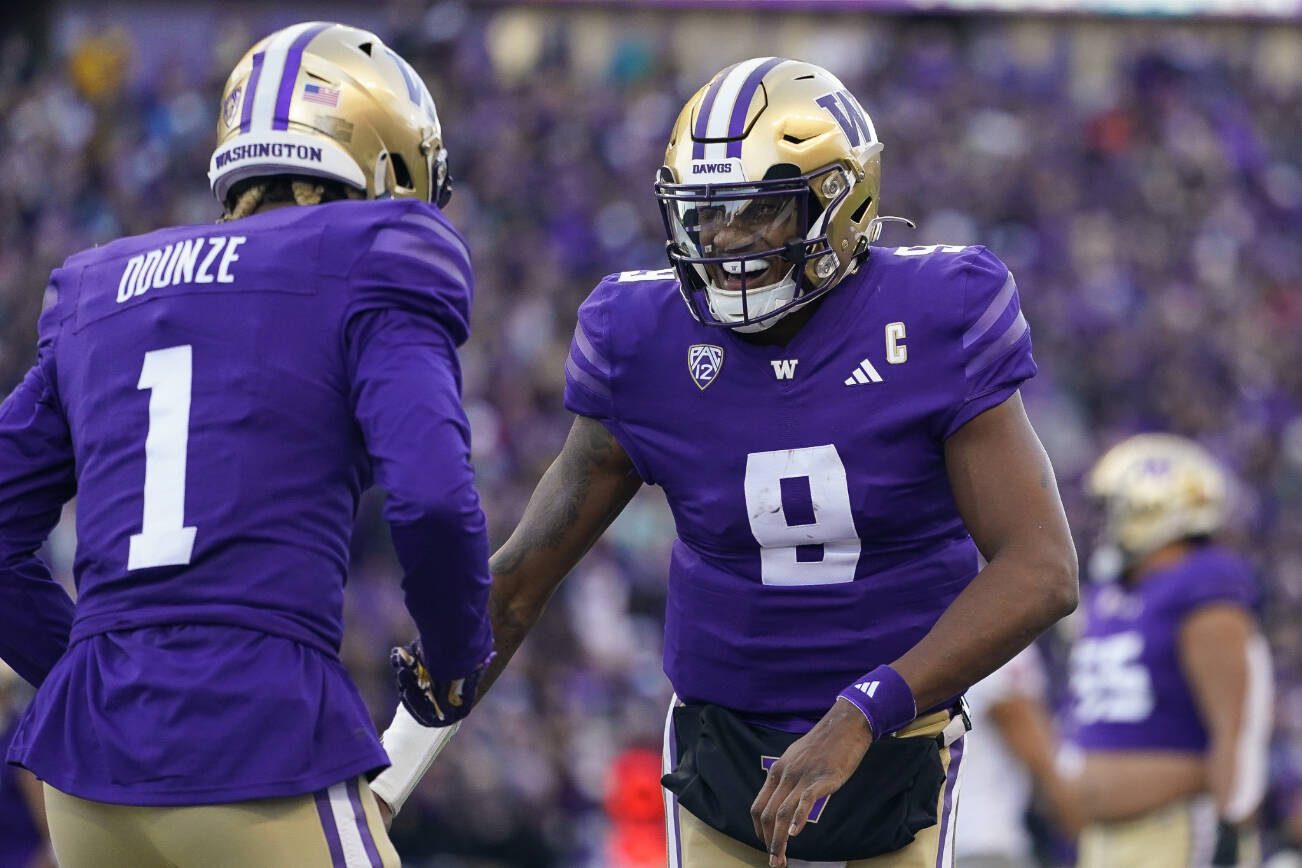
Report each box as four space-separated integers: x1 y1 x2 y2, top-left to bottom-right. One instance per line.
116 236 247 303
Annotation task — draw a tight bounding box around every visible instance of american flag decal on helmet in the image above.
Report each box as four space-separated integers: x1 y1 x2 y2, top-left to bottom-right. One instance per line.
302 82 340 107
688 344 724 391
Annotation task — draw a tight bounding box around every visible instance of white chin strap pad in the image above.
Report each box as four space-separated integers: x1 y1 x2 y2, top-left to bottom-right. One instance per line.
368 704 460 816
705 274 798 332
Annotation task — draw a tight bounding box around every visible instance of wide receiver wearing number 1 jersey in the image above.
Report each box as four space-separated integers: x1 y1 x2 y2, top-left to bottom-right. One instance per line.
411 58 1078 868
0 23 492 867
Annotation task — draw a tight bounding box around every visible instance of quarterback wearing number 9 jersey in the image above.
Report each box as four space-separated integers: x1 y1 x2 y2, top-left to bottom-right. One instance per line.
0 23 492 867
413 58 1078 868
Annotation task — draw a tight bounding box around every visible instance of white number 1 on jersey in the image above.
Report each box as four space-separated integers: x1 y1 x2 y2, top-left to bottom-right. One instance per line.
128 345 197 570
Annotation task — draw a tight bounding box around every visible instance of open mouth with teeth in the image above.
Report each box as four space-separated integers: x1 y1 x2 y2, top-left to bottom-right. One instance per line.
711 255 790 292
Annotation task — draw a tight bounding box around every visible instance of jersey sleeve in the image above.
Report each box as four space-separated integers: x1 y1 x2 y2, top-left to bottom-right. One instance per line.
1163 550 1258 620
0 284 76 687
562 278 657 483
345 277 491 681
943 248 1037 438
563 279 617 422
344 201 475 347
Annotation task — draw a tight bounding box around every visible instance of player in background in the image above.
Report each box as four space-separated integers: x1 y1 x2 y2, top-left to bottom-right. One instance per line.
1064 434 1273 867
0 22 492 867
378 58 1078 867
954 644 1083 868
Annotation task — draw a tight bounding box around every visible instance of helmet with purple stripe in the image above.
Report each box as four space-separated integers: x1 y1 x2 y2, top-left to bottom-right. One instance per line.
209 22 451 208
657 58 894 332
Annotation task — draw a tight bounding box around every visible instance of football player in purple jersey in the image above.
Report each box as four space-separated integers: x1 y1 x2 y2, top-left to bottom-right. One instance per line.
0 22 493 867
377 58 1078 867
1064 434 1273 867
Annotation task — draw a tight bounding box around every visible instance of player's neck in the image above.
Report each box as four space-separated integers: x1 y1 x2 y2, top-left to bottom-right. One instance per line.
737 295 827 347
1128 541 1194 584
249 200 300 216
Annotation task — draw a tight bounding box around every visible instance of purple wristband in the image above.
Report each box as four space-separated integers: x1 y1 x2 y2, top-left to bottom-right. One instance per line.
836 665 917 738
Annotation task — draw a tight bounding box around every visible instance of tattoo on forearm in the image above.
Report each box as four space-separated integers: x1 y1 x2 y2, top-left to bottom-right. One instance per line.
479 419 639 700
479 592 534 694
488 418 630 577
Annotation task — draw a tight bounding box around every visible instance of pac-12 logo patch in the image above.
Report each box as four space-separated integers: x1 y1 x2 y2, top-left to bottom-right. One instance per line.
688 344 724 391
222 85 243 126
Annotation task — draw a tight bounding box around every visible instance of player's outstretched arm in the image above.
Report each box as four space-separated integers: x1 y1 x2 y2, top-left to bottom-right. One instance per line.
894 391 1078 710
348 307 494 713
372 416 639 820
479 414 642 696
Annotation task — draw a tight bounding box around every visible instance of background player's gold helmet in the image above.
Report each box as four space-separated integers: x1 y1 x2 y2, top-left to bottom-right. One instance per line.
656 58 889 332
1088 433 1230 562
209 22 450 208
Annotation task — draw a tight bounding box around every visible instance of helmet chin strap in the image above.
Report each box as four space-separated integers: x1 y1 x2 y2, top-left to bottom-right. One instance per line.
705 272 800 333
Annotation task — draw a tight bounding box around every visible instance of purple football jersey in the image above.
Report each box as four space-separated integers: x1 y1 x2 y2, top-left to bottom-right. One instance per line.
0 199 492 805
565 245 1036 728
1068 544 1257 752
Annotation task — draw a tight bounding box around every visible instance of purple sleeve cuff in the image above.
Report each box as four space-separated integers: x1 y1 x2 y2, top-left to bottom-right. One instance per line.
836 664 917 739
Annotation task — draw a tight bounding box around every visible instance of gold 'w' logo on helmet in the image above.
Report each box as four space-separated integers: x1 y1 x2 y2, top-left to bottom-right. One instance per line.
1088 433 1231 559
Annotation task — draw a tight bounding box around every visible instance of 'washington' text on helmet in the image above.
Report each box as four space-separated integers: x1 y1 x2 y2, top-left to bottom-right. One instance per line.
209 22 451 208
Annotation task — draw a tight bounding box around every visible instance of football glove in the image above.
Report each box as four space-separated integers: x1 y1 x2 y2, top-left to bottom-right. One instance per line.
1212 819 1239 866
389 639 493 728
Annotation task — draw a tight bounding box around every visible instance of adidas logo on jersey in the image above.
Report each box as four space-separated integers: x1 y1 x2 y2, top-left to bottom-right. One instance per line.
844 358 883 386
853 681 880 697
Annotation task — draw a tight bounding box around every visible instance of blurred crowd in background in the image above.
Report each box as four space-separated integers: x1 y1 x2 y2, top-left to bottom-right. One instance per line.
0 2 1298 865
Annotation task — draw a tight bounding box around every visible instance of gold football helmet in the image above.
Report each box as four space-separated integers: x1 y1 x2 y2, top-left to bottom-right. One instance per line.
209 22 450 207
1088 433 1230 561
656 58 900 332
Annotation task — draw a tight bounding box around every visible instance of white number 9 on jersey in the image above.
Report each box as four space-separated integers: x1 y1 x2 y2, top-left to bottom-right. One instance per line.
743 445 861 586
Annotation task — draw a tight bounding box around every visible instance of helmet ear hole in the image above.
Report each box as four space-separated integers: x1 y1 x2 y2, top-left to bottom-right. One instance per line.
850 195 873 224
390 154 414 190
762 163 801 181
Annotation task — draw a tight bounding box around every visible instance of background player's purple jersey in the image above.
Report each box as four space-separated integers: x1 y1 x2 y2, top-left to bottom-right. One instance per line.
1068 544 1258 752
565 245 1036 728
0 199 493 805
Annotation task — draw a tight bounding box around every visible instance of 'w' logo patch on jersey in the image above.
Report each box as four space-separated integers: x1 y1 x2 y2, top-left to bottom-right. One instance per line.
688 344 724 391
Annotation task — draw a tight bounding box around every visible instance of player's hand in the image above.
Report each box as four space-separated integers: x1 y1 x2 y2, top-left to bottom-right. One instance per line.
389 639 493 728
750 699 873 867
